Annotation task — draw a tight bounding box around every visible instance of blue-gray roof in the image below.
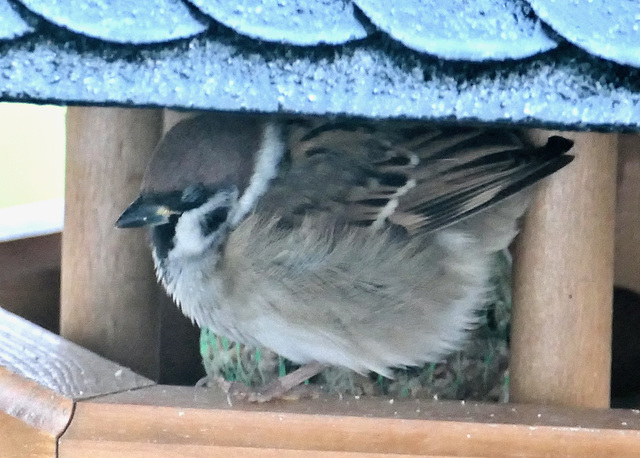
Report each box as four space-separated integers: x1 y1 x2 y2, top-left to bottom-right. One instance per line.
1 0 638 131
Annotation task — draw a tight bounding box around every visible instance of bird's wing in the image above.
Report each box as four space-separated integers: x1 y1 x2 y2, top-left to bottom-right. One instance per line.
257 120 574 234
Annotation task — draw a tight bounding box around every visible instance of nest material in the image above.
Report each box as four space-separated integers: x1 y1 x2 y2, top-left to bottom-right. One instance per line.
200 251 512 402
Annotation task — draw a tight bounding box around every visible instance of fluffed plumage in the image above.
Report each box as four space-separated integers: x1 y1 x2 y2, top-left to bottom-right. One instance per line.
117 114 573 400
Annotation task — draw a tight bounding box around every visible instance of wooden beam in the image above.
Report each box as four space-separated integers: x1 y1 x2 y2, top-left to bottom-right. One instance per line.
157 109 204 385
615 134 640 292
511 131 617 408
61 107 165 380
612 133 640 405
0 367 71 458
60 385 640 457
0 307 153 457
3 304 640 457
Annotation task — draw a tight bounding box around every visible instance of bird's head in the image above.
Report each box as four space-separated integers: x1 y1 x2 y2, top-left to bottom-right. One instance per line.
116 113 284 261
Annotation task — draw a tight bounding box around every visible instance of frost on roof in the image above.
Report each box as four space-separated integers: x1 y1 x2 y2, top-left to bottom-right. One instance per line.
0 31 637 131
189 0 369 45
354 0 558 61
4 0 640 69
528 0 640 67
0 0 33 40
16 0 208 44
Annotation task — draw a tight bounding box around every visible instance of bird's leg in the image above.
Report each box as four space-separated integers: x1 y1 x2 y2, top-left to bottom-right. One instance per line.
217 361 326 403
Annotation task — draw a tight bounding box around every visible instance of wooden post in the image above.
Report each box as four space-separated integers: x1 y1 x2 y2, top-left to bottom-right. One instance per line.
157 109 205 385
61 108 164 380
163 109 197 131
612 134 640 404
615 134 640 292
510 131 617 408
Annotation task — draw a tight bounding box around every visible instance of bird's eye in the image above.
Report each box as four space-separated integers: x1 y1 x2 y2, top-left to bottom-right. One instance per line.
181 183 207 204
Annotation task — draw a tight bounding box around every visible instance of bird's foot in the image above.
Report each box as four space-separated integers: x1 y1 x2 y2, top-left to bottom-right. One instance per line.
218 378 322 403
194 374 218 388
198 362 326 403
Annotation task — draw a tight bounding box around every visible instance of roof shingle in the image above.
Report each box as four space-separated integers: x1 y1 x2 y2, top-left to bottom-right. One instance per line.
0 0 638 130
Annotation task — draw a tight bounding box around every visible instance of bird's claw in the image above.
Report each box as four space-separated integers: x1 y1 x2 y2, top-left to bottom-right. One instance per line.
215 377 321 403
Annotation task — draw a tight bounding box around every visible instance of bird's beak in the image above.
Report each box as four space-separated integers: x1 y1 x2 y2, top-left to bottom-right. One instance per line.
115 196 177 228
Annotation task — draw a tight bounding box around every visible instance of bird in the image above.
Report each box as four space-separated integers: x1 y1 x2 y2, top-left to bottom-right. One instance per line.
116 113 574 402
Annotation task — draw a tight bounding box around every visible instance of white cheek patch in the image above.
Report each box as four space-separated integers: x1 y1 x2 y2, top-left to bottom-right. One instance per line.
230 122 285 226
170 190 237 260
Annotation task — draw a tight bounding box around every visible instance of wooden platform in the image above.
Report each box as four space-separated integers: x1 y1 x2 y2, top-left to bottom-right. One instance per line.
2 307 640 457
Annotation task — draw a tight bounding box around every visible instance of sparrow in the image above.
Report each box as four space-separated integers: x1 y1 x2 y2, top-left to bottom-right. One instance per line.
117 113 573 401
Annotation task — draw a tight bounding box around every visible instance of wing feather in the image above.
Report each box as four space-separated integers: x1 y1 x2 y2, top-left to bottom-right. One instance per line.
257 120 573 234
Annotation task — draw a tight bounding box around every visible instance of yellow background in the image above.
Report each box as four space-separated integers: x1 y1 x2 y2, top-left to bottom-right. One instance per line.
0 103 66 208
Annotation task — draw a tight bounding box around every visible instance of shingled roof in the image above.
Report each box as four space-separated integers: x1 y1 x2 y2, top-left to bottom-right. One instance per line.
0 0 638 131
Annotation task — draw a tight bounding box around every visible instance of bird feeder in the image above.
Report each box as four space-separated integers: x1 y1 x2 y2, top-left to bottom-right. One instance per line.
1 0 639 455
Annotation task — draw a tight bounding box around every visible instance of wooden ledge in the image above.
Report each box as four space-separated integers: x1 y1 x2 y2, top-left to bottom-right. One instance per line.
0 307 154 457
61 386 640 457
0 367 73 457
2 308 640 457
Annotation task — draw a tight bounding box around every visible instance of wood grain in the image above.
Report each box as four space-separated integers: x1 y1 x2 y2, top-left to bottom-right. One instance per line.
0 307 153 400
0 308 154 457
59 385 640 457
0 366 72 439
0 410 59 458
511 131 617 408
61 107 165 380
